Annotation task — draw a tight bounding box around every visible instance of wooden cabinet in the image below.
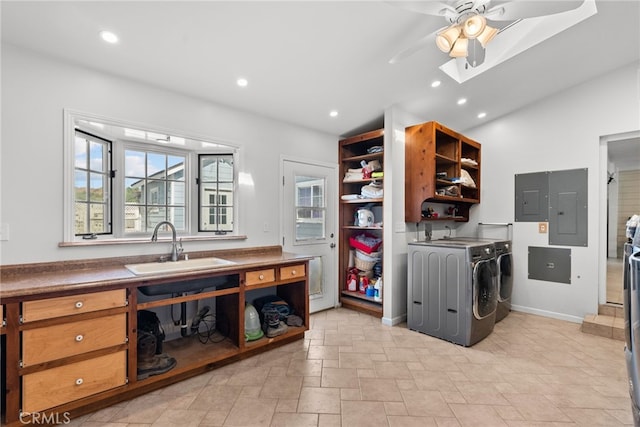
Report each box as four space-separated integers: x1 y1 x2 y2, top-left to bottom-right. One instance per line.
405 121 481 223
338 129 384 317
19 289 129 417
0 250 310 426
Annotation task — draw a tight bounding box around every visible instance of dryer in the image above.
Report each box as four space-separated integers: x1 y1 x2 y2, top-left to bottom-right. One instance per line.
408 240 498 346
449 238 513 322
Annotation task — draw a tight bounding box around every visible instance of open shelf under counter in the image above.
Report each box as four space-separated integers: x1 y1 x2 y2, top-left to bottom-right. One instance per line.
243 325 307 351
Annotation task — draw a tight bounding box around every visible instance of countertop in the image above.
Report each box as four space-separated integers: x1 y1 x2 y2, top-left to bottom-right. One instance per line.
0 246 312 301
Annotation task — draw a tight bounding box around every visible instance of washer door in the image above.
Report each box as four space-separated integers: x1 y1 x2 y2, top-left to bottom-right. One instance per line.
497 253 513 302
472 258 498 320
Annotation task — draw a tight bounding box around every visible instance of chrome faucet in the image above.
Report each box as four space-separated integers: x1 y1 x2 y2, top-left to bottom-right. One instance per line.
151 221 183 262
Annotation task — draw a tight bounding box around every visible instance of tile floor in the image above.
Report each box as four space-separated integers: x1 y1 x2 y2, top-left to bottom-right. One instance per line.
68 308 632 426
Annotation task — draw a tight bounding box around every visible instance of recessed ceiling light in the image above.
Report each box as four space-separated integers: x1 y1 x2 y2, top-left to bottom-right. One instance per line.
236 78 248 87
431 80 441 88
457 98 467 105
329 110 339 118
99 30 119 44
477 112 487 119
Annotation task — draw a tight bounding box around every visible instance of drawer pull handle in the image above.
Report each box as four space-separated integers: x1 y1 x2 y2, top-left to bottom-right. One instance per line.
259 274 264 280
75 334 84 342
75 378 84 386
75 301 84 309
291 270 296 275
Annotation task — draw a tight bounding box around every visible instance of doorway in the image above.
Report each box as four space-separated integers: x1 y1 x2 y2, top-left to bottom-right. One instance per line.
602 131 640 305
281 158 338 313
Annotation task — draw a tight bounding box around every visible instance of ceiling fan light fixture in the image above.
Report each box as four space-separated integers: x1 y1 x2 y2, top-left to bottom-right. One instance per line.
436 25 461 53
449 37 468 57
462 15 486 39
476 24 498 47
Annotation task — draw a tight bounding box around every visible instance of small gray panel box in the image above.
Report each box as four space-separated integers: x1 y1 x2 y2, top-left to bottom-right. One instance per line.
528 246 571 284
515 172 549 222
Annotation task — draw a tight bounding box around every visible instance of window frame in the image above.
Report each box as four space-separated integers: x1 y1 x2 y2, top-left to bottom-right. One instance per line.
63 109 242 244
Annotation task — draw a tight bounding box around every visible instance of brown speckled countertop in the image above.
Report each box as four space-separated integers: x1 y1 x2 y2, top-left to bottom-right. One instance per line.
0 246 312 301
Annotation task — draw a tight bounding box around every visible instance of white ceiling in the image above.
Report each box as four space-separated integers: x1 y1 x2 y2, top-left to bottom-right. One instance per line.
1 0 639 139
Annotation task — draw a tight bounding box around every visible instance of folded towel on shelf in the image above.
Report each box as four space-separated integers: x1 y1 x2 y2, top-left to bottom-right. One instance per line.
361 182 383 198
460 169 476 188
341 194 362 201
461 157 478 166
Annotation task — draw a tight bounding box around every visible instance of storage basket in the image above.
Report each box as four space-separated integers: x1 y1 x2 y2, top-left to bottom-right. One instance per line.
349 233 382 254
354 257 376 271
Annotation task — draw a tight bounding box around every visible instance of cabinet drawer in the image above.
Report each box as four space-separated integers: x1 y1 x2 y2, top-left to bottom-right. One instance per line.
280 264 306 280
245 269 275 286
22 289 127 323
22 313 127 367
22 350 127 413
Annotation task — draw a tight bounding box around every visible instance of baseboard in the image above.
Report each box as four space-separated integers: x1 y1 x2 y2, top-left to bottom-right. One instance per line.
382 313 406 326
511 304 583 324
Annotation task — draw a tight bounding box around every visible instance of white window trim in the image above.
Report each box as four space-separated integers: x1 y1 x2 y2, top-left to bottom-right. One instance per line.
62 109 245 245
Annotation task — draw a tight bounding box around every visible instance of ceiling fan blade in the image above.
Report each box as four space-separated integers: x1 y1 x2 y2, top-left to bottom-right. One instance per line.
387 1 457 20
486 0 585 21
388 31 437 64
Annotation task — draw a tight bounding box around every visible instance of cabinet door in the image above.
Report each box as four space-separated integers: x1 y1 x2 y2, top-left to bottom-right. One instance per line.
22 289 127 322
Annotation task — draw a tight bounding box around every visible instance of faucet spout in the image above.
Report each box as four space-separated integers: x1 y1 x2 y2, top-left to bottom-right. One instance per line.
151 221 182 261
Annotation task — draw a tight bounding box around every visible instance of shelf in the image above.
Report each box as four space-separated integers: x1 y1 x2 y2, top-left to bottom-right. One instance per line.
342 226 383 230
342 177 383 184
342 152 383 163
340 292 382 318
340 198 383 205
243 325 307 351
435 153 457 163
341 290 381 304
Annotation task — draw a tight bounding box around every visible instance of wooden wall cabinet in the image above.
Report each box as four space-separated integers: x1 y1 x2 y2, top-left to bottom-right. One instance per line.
405 121 481 223
338 129 384 317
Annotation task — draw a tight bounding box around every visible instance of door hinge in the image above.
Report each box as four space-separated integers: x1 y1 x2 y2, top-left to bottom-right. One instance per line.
282 236 285 246
282 176 285 186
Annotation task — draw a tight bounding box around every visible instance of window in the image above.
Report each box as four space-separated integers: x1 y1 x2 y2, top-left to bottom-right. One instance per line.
199 154 234 232
124 149 186 233
74 130 112 236
294 176 326 240
64 111 239 242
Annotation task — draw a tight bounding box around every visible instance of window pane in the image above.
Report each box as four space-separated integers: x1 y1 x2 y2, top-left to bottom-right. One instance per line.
74 202 88 234
147 207 167 230
75 171 87 201
75 137 87 169
125 206 145 233
200 207 217 231
147 180 166 205
218 207 233 231
218 182 234 205
89 172 105 202
89 141 104 172
125 178 145 204
89 203 107 233
295 175 325 241
168 155 185 180
200 157 218 181
147 152 166 178
168 207 185 230
168 181 185 205
125 150 145 178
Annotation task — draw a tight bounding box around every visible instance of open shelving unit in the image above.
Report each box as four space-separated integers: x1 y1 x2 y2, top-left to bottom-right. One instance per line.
405 121 481 223
338 129 384 317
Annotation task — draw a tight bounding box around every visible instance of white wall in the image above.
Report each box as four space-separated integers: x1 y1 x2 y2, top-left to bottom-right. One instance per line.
0 45 337 264
461 61 640 322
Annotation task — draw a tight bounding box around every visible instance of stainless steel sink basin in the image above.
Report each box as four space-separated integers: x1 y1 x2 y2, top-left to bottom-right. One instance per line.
125 257 236 276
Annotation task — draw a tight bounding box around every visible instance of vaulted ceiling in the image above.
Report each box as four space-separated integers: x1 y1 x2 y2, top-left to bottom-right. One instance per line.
2 1 639 137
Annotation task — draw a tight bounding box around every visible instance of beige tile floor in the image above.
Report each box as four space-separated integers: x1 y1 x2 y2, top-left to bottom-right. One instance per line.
68 308 632 427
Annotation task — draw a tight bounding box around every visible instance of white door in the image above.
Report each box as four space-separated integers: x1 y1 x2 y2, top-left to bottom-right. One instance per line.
282 159 337 313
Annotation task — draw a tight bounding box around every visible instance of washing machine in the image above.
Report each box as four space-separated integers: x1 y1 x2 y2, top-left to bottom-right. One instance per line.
407 240 498 346
448 238 513 322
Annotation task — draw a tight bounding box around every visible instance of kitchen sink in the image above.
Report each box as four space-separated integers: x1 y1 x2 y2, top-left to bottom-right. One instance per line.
125 257 236 276
137 274 238 296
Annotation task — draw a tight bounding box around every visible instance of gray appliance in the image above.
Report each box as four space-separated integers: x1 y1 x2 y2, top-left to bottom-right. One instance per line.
449 238 513 322
408 240 498 346
625 239 640 426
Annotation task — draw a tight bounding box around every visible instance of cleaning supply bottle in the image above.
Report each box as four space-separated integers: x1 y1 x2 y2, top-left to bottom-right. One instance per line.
374 277 382 302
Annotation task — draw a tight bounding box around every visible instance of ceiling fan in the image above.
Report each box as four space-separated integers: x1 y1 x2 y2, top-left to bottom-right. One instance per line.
389 0 586 68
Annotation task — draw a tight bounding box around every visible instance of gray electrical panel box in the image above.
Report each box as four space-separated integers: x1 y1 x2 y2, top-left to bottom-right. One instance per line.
549 168 588 247
528 246 571 284
515 172 549 222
